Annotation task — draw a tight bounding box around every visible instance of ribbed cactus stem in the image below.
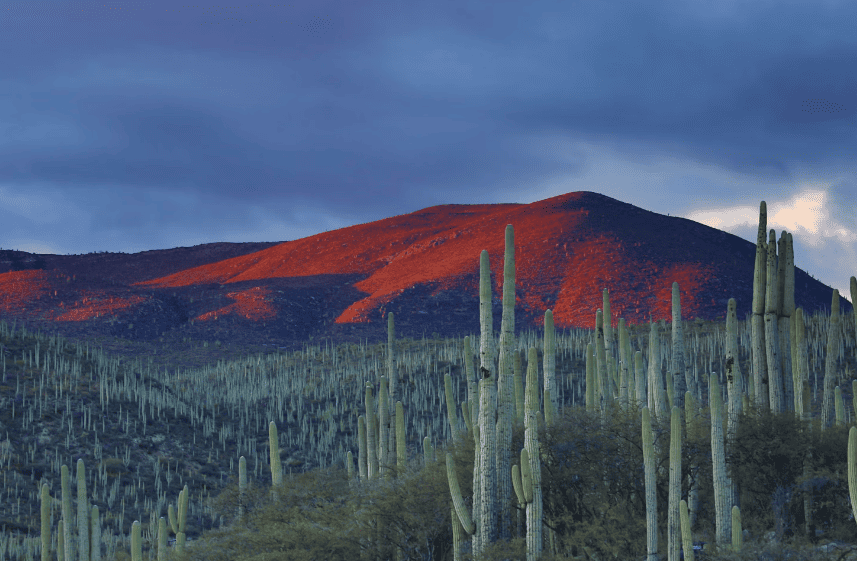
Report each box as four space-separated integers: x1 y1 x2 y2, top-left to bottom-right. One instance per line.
157 516 167 561
671 282 688 415
679 499 694 561
642 407 658 561
77 459 89 561
358 416 367 480
524 346 543 561
269 421 282 502
61 464 75 561
544 309 557 419
710 373 731 546
752 201 769 409
732 505 743 553
847 427 857 531
668 406 682 561
446 452 475 535
778 232 795 413
821 289 841 428
765 229 784 413
365 384 377 480
40 484 50 561
91 505 102 561
131 520 142 561
497 224 516 541
379 376 390 478
445 373 460 445
387 311 397 468
396 401 405 473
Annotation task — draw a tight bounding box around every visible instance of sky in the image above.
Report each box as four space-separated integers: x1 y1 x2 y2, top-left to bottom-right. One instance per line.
0 0 855 302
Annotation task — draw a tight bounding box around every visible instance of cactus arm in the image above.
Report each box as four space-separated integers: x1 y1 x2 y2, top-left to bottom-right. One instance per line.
446 452 475 535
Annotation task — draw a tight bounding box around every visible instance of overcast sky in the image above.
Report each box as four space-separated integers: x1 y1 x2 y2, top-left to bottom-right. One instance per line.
0 1 855 302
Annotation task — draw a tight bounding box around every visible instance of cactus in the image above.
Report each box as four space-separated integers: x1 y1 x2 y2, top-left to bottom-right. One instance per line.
365 384 377 480
752 201 770 410
131 520 142 561
732 505 743 553
642 406 658 561
168 484 189 556
710 372 731 546
40 483 50 561
778 232 796 413
497 224 517 541
269 421 283 502
524 346 543 561
679 499 694 561
445 373 461 445
387 311 398 469
61 464 75 561
379 376 390 478
725 298 743 514
821 289 842 428
543 308 557 420
668 406 682 561
848 426 857 525
670 282 688 416
765 228 784 413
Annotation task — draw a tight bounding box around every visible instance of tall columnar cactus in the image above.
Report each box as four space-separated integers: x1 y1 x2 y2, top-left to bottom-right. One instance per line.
496 224 516 541
40 483 50 561
168 484 189 555
379 376 390 478
710 373 732 547
679 499 694 561
752 201 770 410
76 462 92 561
61 464 75 561
765 229 784 413
585 342 596 413
445 373 462 446
595 309 611 428
90 505 101 561
649 320 669 424
524 346 543 561
365 383 377 480
848 426 857 526
851 277 857 365
684 391 700 529
543 309 557 423
642 407 658 561
269 421 283 502
387 312 398 478
670 282 688 417
477 248 498 551
668 405 682 561
514 348 525 429
732 505 743 553
778 232 796 412
724 298 743 513
237 456 248 524
821 289 842 429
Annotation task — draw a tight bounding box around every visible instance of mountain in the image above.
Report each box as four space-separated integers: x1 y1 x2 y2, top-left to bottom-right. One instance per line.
0 191 849 372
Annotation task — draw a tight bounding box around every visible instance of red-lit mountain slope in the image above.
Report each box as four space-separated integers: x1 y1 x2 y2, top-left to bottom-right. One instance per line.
0 191 850 356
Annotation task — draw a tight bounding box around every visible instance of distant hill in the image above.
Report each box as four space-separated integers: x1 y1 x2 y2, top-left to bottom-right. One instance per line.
0 191 849 367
